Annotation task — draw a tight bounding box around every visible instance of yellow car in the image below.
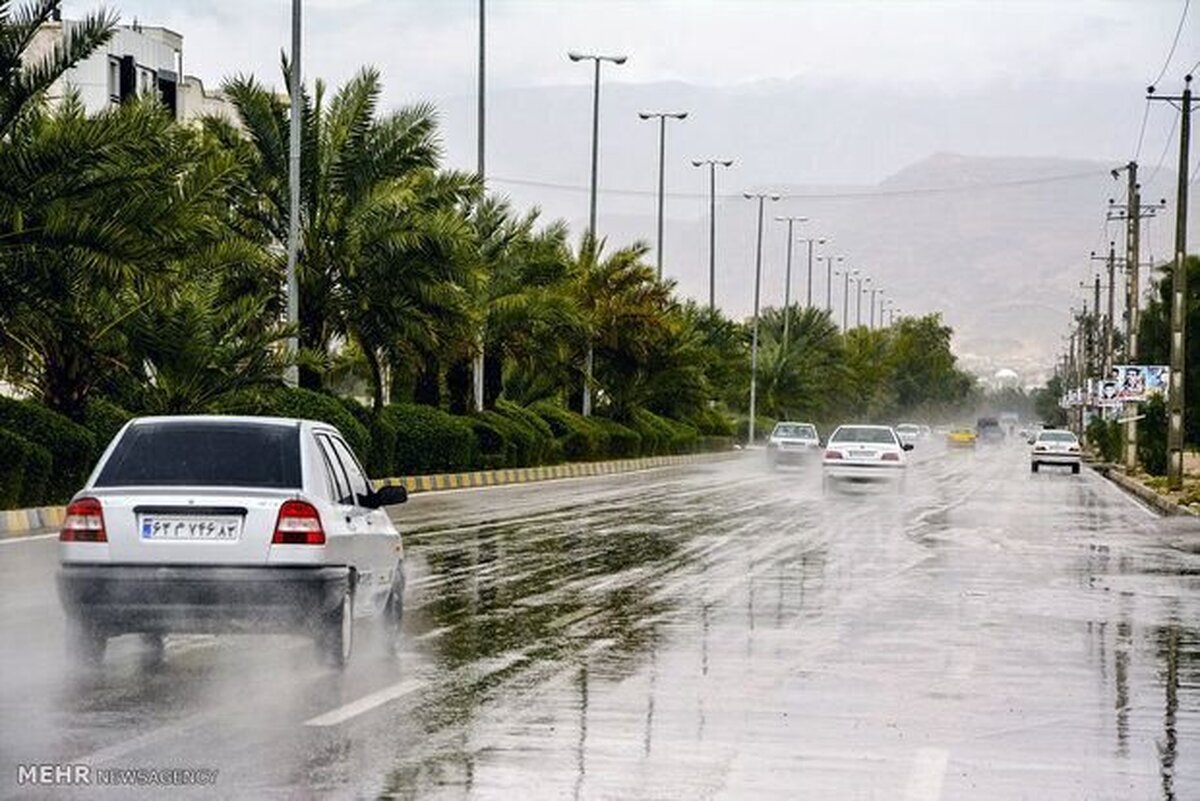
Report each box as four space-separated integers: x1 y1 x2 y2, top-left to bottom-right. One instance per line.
946 428 977 447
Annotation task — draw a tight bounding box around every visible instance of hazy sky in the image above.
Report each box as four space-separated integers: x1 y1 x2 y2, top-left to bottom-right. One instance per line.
70 1 1197 103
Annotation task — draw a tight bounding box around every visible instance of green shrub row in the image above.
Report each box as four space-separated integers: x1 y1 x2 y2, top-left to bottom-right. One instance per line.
0 389 734 510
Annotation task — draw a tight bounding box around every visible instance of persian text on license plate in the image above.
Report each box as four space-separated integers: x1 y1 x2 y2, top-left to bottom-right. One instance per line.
140 516 242 541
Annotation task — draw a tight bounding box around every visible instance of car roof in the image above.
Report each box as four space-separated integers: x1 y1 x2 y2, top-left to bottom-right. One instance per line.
127 414 330 431
834 424 893 430
775 421 815 426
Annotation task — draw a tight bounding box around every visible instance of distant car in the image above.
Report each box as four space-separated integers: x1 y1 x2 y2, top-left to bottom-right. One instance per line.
1030 429 1081 474
976 416 1004 443
766 421 822 468
946 427 977 447
918 425 933 440
895 423 921 447
56 416 409 668
822 424 912 491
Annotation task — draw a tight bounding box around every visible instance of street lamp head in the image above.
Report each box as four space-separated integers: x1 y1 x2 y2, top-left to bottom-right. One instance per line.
742 192 754 200
638 112 653 120
818 238 827 244
719 159 734 167
610 55 628 65
691 159 703 167
769 194 781 201
671 112 688 119
567 52 585 62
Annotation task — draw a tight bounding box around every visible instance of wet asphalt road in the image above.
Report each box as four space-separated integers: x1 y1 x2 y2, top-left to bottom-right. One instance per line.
3 442 1200 799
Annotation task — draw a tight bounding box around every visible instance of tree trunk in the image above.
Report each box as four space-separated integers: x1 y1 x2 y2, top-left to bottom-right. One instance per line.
362 344 385 412
446 358 472 415
483 346 504 408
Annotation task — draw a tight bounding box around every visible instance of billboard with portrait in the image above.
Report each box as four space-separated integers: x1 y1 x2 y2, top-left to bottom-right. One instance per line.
1107 365 1169 402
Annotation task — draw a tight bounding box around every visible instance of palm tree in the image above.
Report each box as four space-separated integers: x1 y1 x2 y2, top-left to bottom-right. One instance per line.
212 65 476 405
0 0 116 140
755 305 847 421
0 97 245 419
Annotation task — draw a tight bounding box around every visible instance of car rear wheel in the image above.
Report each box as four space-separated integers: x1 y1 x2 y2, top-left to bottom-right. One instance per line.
1071 463 1081 475
1031 462 1039 473
318 585 354 669
66 620 107 665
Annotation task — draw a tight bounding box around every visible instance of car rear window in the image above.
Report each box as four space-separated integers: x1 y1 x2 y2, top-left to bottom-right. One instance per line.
774 424 815 438
95 421 302 489
830 427 897 445
1038 431 1077 443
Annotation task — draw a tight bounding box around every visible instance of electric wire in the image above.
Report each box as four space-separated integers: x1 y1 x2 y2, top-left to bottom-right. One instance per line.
1150 0 1191 87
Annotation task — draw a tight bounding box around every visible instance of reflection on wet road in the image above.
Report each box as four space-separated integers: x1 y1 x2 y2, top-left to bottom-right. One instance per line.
4 443 1200 798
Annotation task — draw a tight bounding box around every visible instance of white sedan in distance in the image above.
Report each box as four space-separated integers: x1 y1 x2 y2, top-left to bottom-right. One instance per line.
766 421 822 468
822 424 912 492
56 415 408 669
1029 429 1082 474
895 423 921 447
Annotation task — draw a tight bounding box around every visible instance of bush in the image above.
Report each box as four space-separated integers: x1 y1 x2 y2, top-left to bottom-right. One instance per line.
630 409 699 455
337 397 396 478
383 403 476 474
20 441 52 508
593 416 643 458
1086 416 1122 464
530 400 608 460
83 397 134 452
697 435 735 453
689 405 735 437
735 415 777 445
0 397 96 503
1139 395 1168 476
495 400 560 464
469 416 510 470
0 428 29 509
216 388 371 462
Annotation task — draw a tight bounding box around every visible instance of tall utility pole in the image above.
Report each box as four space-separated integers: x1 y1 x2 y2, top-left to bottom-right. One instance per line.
821 254 843 314
1149 75 1194 489
569 52 627 417
855 276 871 328
775 215 809 348
797 237 825 309
639 111 688 280
744 192 779 445
868 286 880 329
692 159 734 311
472 0 486 412
284 0 302 388
838 268 856 333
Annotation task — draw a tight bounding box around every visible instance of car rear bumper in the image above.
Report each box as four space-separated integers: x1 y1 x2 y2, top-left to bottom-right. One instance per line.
57 563 352 635
1031 454 1081 465
823 464 906 482
768 447 819 463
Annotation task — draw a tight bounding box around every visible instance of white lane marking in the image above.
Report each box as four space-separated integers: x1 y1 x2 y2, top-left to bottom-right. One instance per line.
903 747 949 801
76 710 221 765
1086 469 1159 519
0 532 56 545
303 678 424 728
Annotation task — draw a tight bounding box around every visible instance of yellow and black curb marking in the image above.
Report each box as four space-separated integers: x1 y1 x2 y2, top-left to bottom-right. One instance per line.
0 451 739 539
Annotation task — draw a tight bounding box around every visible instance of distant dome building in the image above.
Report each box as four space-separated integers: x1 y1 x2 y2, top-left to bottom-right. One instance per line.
993 368 1019 389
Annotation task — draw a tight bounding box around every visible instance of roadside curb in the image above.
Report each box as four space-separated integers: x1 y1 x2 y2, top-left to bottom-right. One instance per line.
1092 463 1198 517
0 450 742 539
374 450 741 494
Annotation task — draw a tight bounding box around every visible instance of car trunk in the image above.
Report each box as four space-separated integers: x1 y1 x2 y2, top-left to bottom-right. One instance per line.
87 488 296 565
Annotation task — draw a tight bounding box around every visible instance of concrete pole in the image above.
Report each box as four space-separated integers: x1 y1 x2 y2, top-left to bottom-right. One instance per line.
1166 77 1191 490
284 0 301 388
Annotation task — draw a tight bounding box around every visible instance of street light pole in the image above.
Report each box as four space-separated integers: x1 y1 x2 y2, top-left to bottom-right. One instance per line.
284 0 302 388
837 268 856 334
569 51 627 417
775 215 808 348
803 237 825 310
640 111 688 280
472 0 486 412
745 191 780 445
856 276 871 328
819 254 843 316
692 159 734 311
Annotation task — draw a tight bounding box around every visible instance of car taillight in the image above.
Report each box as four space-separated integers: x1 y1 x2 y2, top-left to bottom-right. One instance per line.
882 452 901 462
273 500 325 545
824 450 843 459
1069 445 1080 453
60 497 106 542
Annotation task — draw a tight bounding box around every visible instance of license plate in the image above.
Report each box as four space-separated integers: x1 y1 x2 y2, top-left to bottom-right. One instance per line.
850 451 877 461
140 516 242 541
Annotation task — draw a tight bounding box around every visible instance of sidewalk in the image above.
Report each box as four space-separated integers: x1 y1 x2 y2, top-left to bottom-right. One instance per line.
1092 460 1200 517
0 450 742 540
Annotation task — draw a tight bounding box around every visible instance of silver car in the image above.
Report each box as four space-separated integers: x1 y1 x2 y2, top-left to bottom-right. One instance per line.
766 421 822 469
1030 429 1081 474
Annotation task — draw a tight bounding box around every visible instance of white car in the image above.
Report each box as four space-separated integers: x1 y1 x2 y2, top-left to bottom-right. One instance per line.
822 424 912 491
895 423 921 447
56 415 408 668
766 421 822 468
1030 429 1081 474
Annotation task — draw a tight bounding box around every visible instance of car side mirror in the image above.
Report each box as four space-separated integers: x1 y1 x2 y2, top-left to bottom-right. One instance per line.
1026 438 1035 445
361 484 408 509
902 443 914 451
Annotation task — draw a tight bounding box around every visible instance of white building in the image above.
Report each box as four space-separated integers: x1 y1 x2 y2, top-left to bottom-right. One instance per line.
28 15 239 127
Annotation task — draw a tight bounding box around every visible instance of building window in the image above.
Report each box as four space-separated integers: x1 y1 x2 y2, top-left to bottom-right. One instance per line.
107 57 120 104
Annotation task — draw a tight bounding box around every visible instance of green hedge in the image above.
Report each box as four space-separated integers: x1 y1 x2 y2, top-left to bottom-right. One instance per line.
383 403 477 474
592 416 642 458
495 400 560 465
469 415 510 470
735 414 778 444
0 428 28 509
83 397 134 452
689 406 735 437
0 397 96 503
530 400 610 460
20 440 52 508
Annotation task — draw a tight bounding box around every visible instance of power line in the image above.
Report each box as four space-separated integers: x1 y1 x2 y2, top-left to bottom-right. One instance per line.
1146 111 1180 187
1150 0 1191 87
490 168 1109 202
1134 99 1152 159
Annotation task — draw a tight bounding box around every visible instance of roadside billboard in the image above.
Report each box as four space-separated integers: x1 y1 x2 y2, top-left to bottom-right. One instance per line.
1106 365 1169 403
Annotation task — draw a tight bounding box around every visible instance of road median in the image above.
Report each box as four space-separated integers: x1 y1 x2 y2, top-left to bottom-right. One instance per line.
1091 463 1198 517
0 450 742 540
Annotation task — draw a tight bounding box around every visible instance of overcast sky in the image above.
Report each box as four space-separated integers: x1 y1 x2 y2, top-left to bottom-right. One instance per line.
67 1 1198 144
